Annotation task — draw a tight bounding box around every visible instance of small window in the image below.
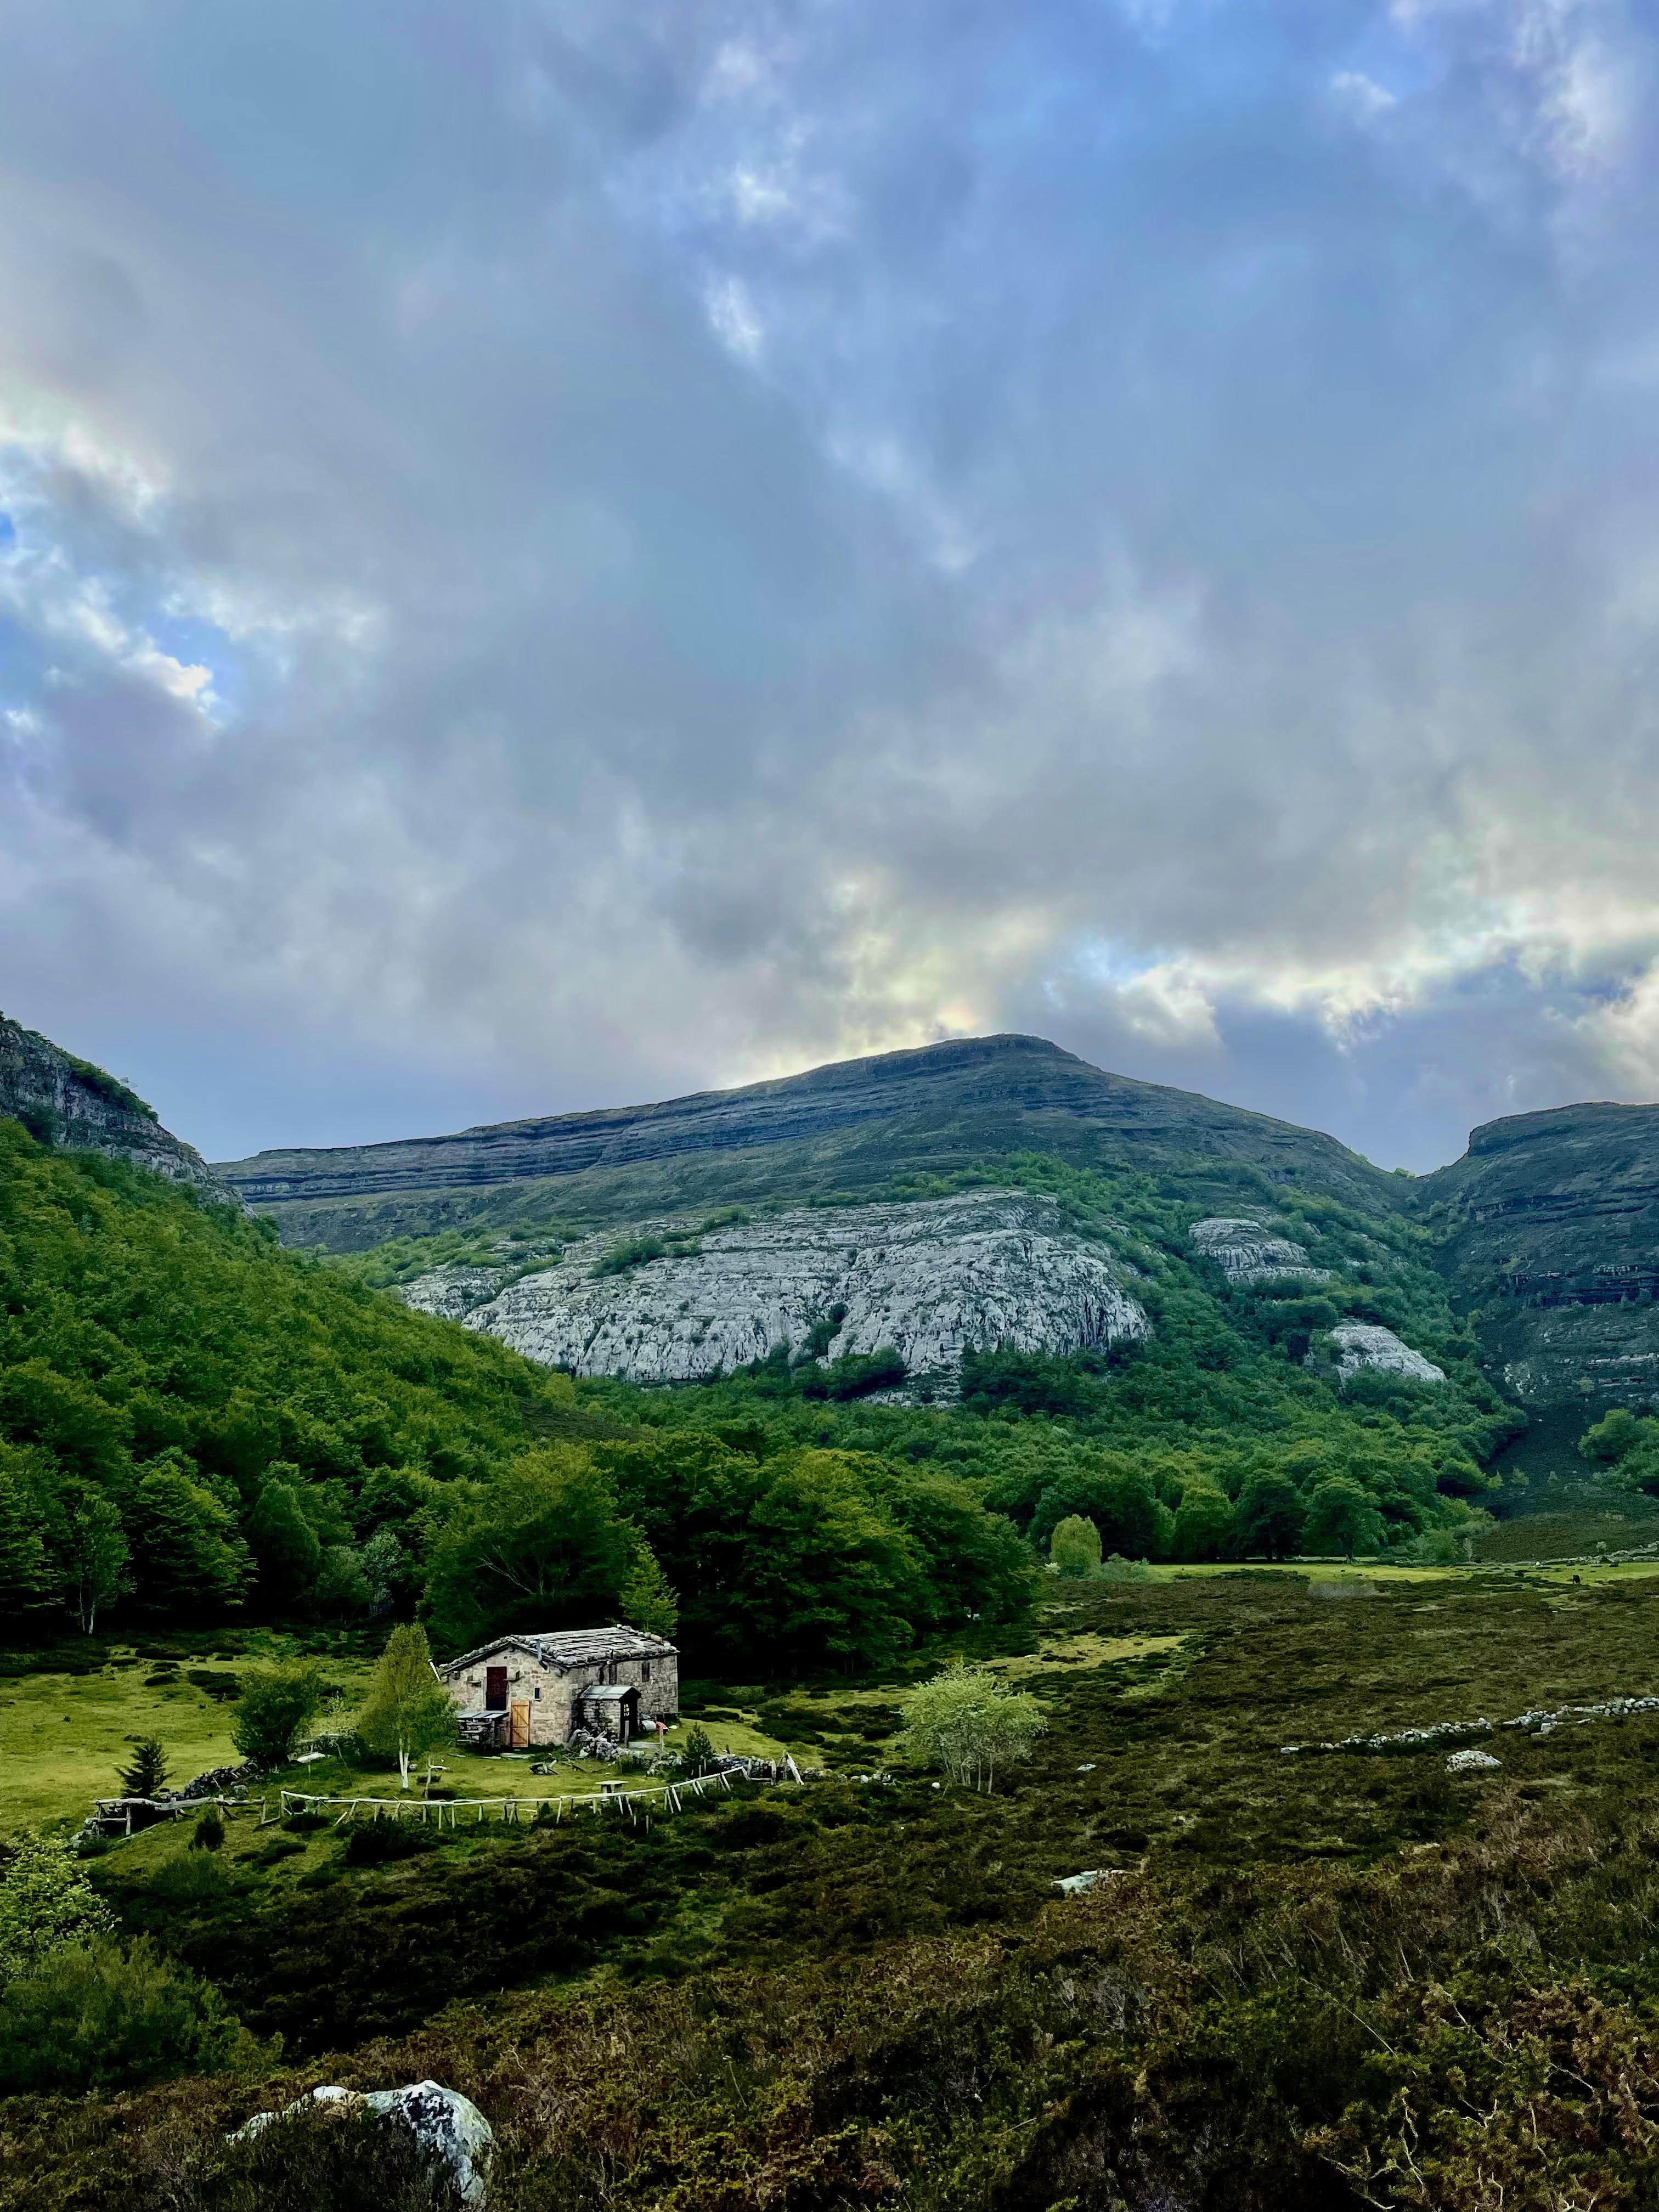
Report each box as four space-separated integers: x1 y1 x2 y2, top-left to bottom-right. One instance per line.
641 1662 651 1683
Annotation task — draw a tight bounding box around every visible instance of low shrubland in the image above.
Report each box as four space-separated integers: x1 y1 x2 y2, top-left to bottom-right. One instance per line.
8 1569 1659 2205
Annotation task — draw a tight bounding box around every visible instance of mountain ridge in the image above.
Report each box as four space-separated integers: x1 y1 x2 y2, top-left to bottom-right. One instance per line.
13 1011 1659 1418
0 1014 238 1207
212 1031 1408 1248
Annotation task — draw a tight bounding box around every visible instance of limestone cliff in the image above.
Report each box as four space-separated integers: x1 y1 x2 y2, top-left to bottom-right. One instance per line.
1421 1103 1659 1408
399 1189 1148 1384
0 1015 236 1203
1190 1217 1329 1285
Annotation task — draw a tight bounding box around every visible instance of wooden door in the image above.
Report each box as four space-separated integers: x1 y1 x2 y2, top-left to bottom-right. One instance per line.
486 1666 507 1711
509 1700 531 1749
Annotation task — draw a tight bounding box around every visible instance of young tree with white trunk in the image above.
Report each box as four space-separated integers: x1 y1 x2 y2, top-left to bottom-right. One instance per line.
358 1622 457 1791
896 1663 1046 1793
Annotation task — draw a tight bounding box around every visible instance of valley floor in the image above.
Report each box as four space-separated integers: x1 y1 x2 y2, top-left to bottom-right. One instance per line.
9 1564 1659 2208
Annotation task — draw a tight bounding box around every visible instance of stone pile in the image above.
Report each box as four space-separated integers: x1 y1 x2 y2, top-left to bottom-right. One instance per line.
80 1761 258 1839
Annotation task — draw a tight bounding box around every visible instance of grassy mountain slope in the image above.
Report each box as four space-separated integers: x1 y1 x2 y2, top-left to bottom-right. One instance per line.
0 1124 577 1632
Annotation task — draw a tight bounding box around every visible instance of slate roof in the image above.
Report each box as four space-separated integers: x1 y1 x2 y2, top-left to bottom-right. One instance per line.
436 1627 678 1675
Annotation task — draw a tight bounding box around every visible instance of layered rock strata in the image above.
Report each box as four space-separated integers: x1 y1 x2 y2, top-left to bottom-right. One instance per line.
212 1031 1405 1250
400 1190 1148 1383
0 1015 236 1203
1421 1103 1659 1407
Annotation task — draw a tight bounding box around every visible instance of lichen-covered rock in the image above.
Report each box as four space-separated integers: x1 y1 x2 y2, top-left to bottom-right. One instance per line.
1325 1321 1445 1385
1190 1217 1328 1285
231 2079 493 2203
404 1190 1148 1383
1447 1748 1502 1773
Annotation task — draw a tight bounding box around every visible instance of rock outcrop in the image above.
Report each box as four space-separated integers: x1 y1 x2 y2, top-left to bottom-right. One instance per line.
212 1032 1406 1252
1190 1217 1329 1284
0 1014 236 1203
1420 1102 1659 1407
401 1189 1149 1383
232 2080 492 2203
1323 1321 1445 1386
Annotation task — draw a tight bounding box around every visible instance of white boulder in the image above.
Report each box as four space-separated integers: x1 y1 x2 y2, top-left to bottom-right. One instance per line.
1054 1867 1114 1894
231 2079 493 2204
1327 1321 1446 1386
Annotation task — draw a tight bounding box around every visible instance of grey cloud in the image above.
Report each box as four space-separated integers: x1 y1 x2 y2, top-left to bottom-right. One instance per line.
2 0 1659 1165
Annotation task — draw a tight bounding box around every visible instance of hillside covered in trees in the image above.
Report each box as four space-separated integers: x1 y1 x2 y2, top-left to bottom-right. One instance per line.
0 1124 1032 1667
0 1103 1531 1675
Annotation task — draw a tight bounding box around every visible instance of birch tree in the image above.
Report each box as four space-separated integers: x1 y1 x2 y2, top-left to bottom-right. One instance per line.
57 1481 129 1634
896 1663 1046 1793
358 1622 456 1790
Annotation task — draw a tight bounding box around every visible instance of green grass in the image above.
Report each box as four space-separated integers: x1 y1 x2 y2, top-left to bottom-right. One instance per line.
0 1649 795 1834
0 1658 261 1833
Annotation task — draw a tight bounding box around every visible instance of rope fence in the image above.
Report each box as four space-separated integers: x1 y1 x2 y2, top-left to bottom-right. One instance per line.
280 1754 804 1830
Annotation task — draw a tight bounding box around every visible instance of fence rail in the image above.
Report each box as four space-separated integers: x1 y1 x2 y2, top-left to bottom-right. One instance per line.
280 1755 804 1829
89 1792 244 1837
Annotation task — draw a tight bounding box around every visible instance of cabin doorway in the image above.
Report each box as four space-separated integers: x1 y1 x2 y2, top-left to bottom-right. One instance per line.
577 1685 640 1741
485 1666 507 1711
509 1700 531 1749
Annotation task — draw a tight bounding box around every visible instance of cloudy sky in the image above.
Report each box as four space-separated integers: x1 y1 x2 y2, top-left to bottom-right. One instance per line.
3 0 1658 1171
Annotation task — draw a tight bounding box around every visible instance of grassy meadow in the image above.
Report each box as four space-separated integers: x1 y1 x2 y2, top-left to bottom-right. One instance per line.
0 1643 799 1837
12 1560 1658 1839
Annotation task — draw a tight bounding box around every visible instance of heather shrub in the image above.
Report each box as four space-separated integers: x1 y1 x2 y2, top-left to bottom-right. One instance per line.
0 1936 249 2093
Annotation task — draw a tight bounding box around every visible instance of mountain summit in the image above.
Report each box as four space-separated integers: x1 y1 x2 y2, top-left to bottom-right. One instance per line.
212 1032 1403 1250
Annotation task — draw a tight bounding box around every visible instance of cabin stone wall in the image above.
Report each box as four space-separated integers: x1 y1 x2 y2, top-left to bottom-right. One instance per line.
441 1644 678 1747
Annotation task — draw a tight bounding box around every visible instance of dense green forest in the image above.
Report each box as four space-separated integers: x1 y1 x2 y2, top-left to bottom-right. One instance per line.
0 1124 1539 1675
0 1122 565 1641
0 1126 1031 1668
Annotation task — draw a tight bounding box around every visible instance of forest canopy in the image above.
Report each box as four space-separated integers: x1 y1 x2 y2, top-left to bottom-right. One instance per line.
0 1124 567 1634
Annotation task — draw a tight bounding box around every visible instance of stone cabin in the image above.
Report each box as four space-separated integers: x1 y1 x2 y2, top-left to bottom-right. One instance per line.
435 1627 679 1750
